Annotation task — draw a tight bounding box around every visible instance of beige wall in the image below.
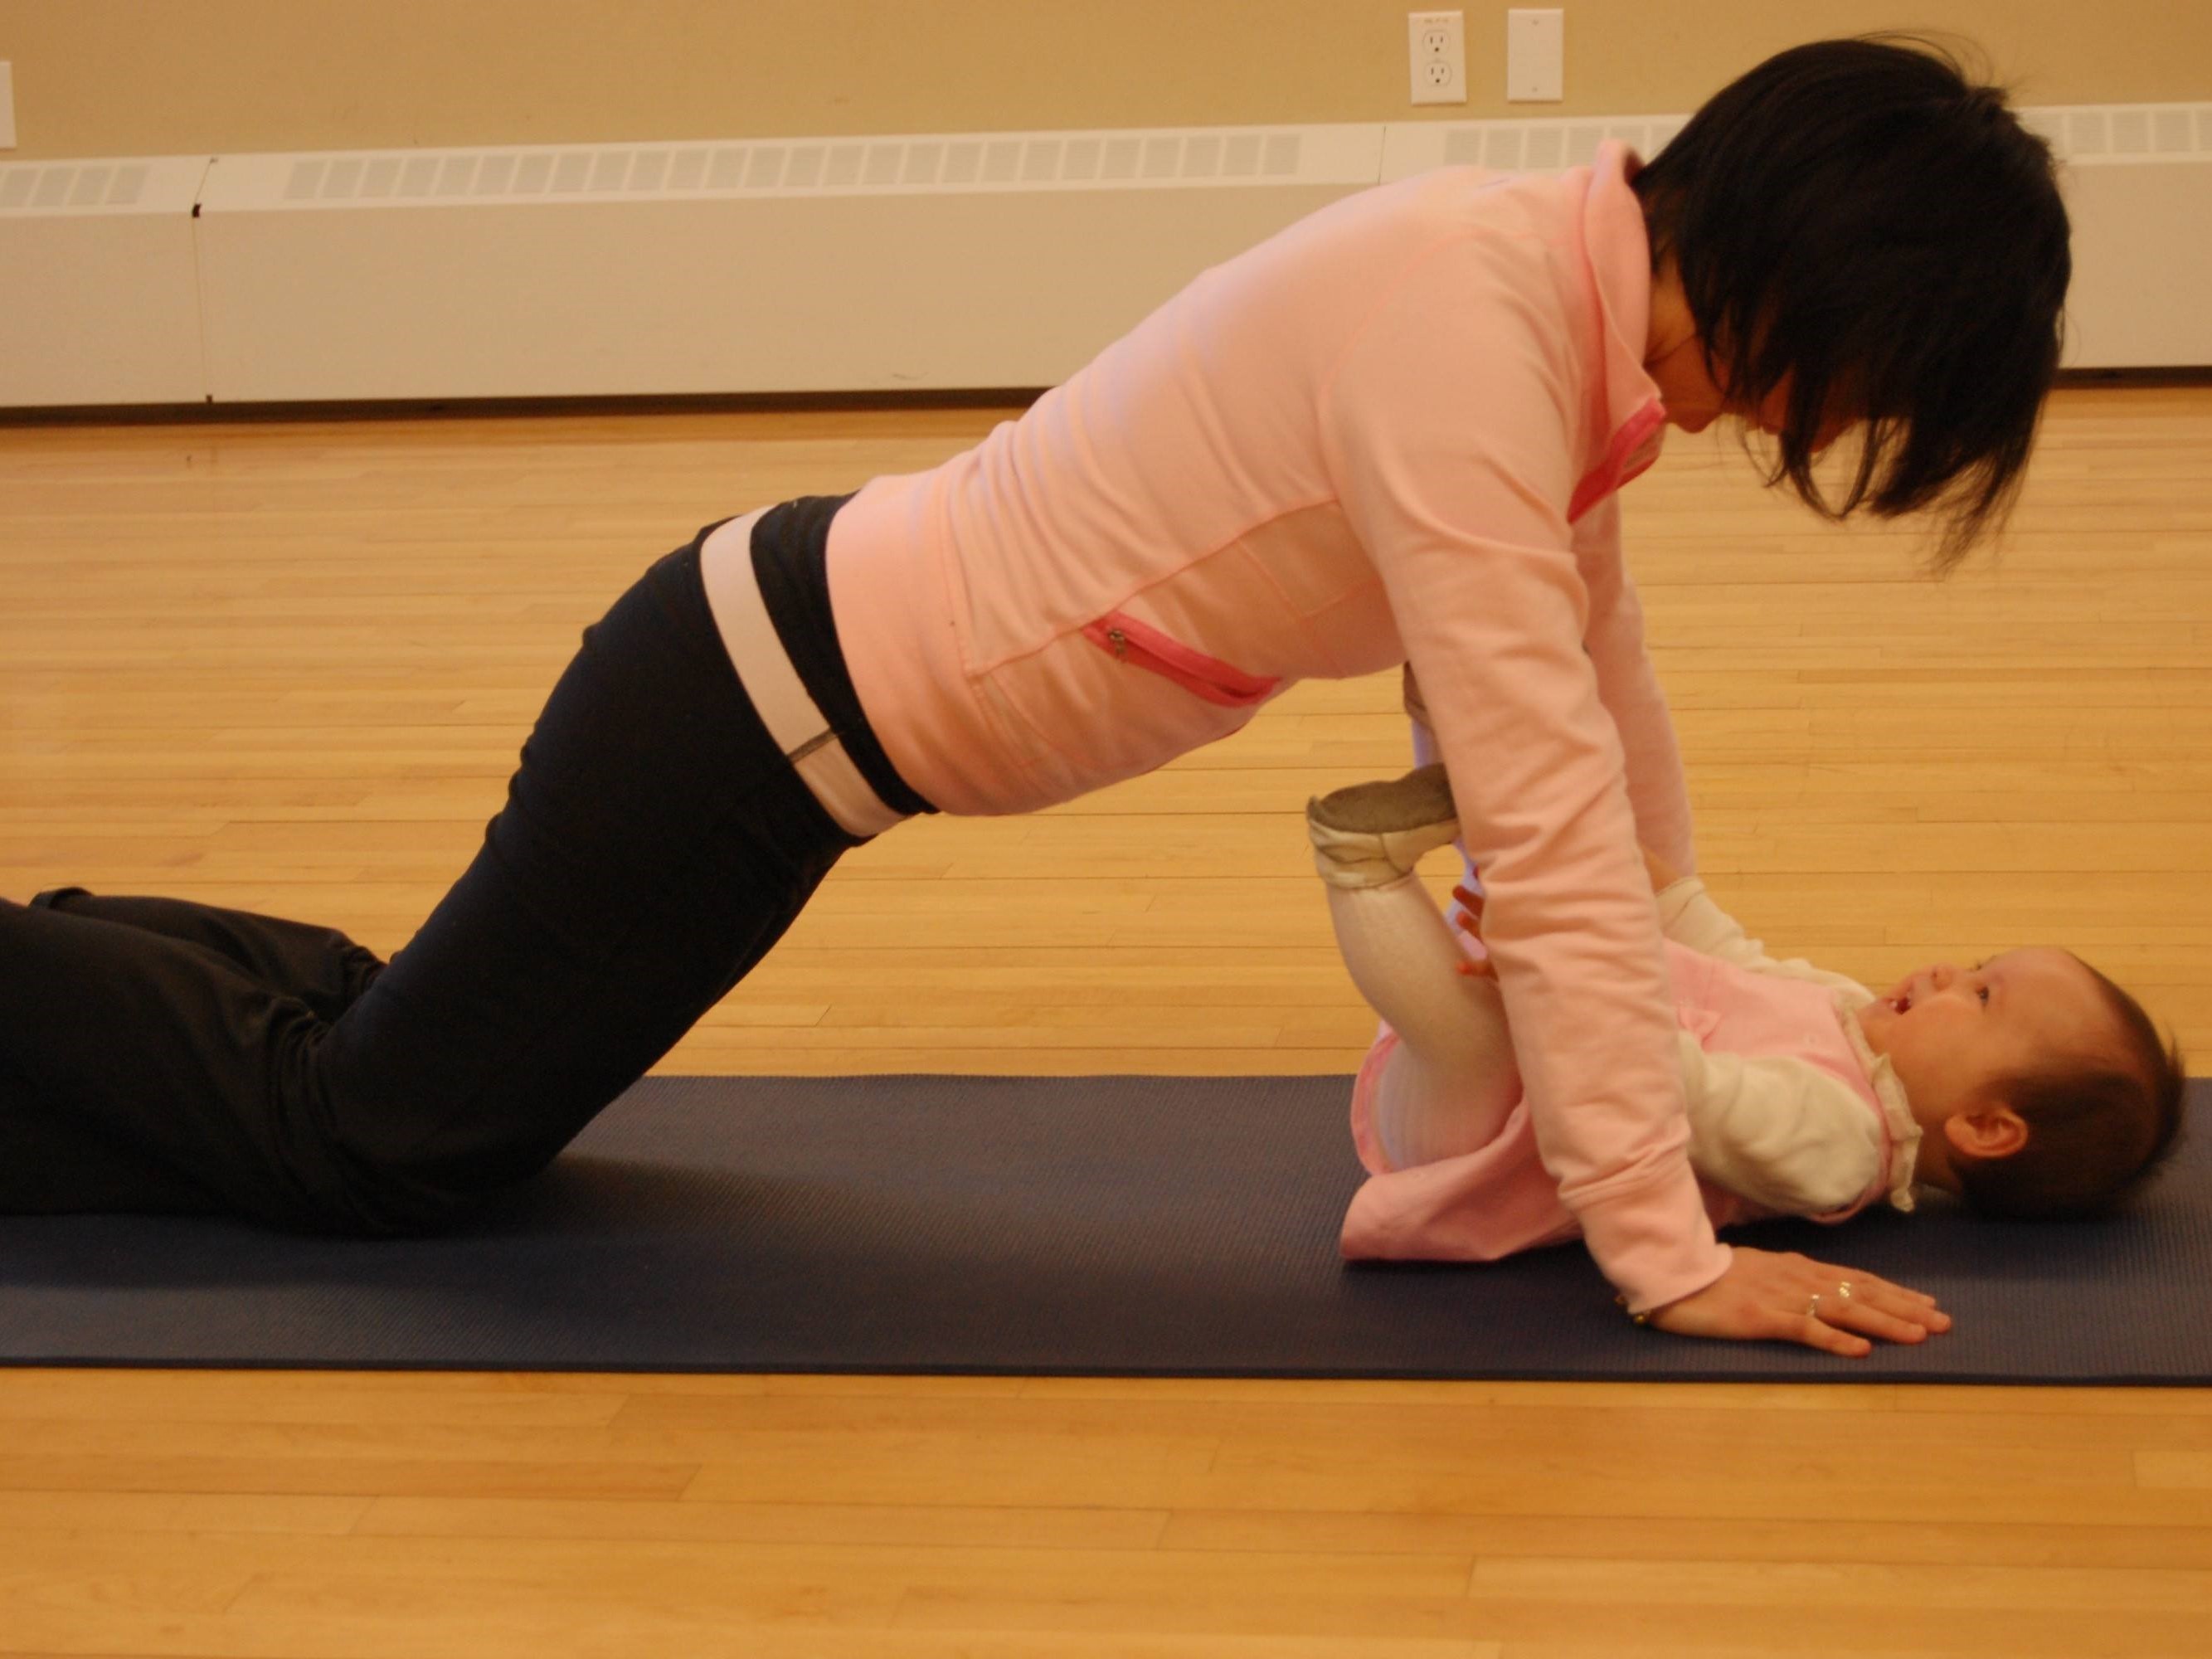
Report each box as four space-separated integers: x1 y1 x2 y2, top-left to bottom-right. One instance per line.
2 1 2208 163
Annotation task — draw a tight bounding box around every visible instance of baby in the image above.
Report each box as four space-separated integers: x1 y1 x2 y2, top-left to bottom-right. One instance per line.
1306 763 2186 1264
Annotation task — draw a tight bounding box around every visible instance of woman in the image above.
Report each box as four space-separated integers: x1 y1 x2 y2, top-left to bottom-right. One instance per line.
1 38 2068 1355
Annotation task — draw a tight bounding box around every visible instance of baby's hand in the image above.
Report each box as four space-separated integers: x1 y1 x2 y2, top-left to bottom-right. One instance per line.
1641 844 1680 893
1448 883 1495 979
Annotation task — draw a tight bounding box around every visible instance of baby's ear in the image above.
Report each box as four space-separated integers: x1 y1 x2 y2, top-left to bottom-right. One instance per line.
1943 1103 2030 1164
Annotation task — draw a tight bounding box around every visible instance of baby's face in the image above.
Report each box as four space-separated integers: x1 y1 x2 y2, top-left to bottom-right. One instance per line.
1854 946 2119 1130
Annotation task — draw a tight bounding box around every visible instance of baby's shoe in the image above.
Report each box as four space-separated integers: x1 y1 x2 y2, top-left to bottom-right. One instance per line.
1306 763 1461 889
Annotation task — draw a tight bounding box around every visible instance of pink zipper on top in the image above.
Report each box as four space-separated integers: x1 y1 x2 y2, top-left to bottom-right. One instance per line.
1081 610 1282 708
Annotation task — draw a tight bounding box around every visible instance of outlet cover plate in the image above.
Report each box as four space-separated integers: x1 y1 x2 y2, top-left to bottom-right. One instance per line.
1506 10 1564 102
1407 11 1466 107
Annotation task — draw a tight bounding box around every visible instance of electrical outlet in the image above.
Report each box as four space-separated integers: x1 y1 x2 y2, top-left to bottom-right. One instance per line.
0 64 16 151
1407 11 1466 107
1506 10 1564 103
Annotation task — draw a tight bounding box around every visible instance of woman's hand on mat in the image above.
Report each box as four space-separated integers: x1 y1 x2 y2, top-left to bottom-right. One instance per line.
1641 1247 1952 1357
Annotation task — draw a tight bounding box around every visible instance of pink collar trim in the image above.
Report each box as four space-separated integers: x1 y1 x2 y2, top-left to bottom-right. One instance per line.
1568 397 1666 523
1565 141 1669 523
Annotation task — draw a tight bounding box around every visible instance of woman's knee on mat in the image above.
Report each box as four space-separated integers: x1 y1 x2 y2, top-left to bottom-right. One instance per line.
308 1096 586 1236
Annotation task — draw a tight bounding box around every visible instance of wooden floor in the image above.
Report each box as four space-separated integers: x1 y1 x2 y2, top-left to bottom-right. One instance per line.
2 387 2208 1656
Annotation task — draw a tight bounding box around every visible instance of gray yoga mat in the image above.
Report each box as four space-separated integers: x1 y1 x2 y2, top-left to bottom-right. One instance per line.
1 1075 2205 1384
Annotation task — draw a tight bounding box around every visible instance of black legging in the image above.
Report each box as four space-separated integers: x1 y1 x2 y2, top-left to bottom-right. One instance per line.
0 527 864 1233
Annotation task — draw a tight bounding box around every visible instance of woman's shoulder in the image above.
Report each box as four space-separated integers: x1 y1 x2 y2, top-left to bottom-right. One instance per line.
1270 168 1588 360
1165 168 1585 407
1327 166 1587 264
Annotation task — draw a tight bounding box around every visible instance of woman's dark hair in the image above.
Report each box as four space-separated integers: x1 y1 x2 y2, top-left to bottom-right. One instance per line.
1953 961 2187 1222
1632 36 2071 568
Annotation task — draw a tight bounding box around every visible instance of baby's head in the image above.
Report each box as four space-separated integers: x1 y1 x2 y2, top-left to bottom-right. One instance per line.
1855 948 2185 1219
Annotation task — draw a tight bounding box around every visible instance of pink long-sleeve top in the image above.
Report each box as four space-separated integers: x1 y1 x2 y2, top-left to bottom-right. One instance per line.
825 143 1724 1312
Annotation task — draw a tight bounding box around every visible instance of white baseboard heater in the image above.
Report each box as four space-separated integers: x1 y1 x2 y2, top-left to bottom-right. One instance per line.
1 105 2205 408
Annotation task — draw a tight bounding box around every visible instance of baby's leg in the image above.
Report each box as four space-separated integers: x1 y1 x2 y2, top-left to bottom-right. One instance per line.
1309 766 1522 1168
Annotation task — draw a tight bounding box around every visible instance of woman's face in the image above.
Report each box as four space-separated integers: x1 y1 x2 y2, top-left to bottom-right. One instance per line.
1643 267 1852 450
1650 343 1852 452
1645 324 1734 433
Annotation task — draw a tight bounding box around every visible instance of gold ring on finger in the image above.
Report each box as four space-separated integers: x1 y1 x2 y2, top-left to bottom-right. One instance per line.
1806 1292 1823 1320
